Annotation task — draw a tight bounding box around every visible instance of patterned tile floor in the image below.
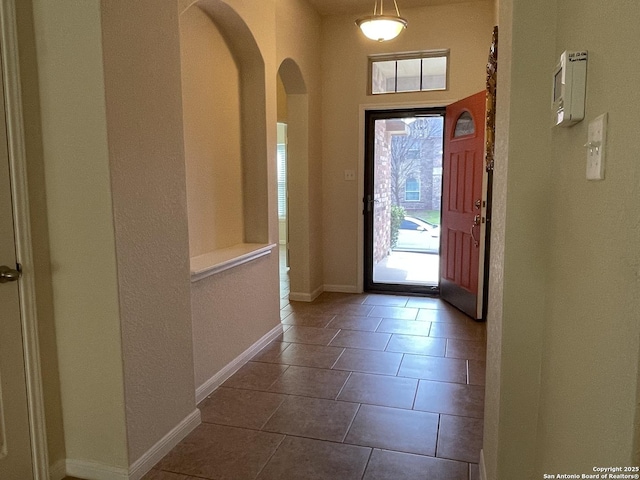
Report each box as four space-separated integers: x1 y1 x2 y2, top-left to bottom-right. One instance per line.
142 255 486 479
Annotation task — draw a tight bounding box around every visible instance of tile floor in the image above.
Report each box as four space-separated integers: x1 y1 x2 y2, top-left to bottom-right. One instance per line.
142 256 486 480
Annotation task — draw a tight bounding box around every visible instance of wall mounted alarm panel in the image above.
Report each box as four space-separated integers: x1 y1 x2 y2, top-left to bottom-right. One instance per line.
552 50 587 127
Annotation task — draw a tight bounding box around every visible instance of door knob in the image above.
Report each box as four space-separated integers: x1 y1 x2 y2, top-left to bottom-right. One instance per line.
0 265 21 283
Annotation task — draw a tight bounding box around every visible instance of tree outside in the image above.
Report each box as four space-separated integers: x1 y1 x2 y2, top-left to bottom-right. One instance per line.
389 117 444 224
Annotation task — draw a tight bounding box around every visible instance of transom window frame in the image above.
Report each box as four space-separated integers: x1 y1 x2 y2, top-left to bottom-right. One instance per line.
368 49 450 96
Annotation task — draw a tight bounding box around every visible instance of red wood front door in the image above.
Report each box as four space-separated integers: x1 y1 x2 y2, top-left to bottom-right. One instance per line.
440 91 486 319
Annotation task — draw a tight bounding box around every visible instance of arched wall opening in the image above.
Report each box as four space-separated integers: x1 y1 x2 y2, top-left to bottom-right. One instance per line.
179 0 268 259
277 58 313 300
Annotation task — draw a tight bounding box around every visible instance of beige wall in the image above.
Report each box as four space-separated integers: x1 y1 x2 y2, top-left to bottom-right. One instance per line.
100 0 197 462
276 0 324 299
538 0 640 472
484 0 555 477
14 0 66 468
31 0 129 468
321 1 494 290
191 257 280 388
27 0 640 477
180 5 244 256
277 75 288 123
486 0 640 477
28 0 283 472
185 0 282 395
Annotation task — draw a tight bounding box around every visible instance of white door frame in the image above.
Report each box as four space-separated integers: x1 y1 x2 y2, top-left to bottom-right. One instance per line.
0 1 50 478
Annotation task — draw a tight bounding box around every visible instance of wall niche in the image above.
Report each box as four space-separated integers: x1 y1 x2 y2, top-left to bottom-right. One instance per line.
179 1 271 280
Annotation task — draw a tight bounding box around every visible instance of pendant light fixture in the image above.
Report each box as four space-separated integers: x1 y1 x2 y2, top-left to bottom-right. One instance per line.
356 0 408 42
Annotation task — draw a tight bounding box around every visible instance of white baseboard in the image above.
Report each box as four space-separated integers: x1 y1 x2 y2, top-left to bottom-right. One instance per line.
65 459 129 480
195 323 285 404
323 284 360 294
479 449 487 480
62 409 201 480
289 285 323 302
128 409 201 480
49 459 66 480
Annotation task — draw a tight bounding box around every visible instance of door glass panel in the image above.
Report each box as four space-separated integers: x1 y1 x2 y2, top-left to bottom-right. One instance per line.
369 114 444 289
454 111 475 137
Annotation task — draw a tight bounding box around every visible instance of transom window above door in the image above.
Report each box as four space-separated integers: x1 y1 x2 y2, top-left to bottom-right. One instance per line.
369 50 449 95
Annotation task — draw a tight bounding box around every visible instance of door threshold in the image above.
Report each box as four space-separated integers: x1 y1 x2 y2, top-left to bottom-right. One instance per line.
365 285 440 297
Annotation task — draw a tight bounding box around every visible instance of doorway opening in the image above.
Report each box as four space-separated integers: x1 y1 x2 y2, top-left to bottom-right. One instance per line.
364 108 445 295
277 122 290 300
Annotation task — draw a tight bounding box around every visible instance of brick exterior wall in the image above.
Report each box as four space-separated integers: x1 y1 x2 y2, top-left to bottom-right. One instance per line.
373 120 392 265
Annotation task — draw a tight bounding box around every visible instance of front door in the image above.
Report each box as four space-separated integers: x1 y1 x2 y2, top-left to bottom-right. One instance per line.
0 58 33 478
440 91 486 319
364 108 445 294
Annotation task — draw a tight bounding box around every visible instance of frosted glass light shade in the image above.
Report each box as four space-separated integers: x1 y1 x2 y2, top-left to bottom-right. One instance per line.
356 15 407 42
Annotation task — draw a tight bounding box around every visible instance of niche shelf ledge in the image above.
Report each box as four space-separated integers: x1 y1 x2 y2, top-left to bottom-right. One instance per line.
190 243 276 282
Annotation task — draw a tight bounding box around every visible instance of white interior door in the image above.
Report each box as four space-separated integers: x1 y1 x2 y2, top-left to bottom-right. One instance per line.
0 58 33 478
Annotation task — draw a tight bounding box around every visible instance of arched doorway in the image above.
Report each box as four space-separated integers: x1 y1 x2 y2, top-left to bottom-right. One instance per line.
277 59 315 301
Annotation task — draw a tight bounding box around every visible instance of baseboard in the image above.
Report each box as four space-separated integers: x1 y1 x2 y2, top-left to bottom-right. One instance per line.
58 410 201 480
65 459 129 480
128 409 201 480
49 459 66 480
323 284 360 294
288 285 323 302
195 323 285 404
479 449 488 480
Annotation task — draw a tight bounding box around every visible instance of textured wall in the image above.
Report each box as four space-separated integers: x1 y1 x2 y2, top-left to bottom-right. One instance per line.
321 1 494 291
191 255 280 388
186 0 282 395
486 0 640 477
31 0 128 468
276 0 324 298
536 0 640 472
180 5 244 256
484 0 555 477
100 0 196 462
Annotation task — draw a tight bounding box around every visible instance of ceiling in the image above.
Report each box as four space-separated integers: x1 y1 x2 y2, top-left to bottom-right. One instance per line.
304 0 474 16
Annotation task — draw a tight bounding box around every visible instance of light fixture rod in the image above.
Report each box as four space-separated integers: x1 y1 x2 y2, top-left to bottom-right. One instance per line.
393 0 401 17
374 0 402 16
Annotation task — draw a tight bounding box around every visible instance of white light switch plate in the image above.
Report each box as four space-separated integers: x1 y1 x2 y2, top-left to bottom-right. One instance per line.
344 169 356 181
586 113 607 180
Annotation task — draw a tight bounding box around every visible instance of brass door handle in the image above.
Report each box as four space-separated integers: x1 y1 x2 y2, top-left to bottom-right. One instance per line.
470 215 481 247
0 265 21 283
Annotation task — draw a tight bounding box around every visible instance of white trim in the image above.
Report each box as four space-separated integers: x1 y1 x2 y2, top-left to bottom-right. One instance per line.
128 409 201 480
288 285 323 302
323 284 361 294
190 243 276 282
65 459 129 480
65 409 202 480
479 448 488 480
0 2 50 479
49 460 66 480
195 323 285 403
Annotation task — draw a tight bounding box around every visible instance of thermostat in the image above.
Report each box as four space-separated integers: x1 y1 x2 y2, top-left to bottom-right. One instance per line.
552 50 587 127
